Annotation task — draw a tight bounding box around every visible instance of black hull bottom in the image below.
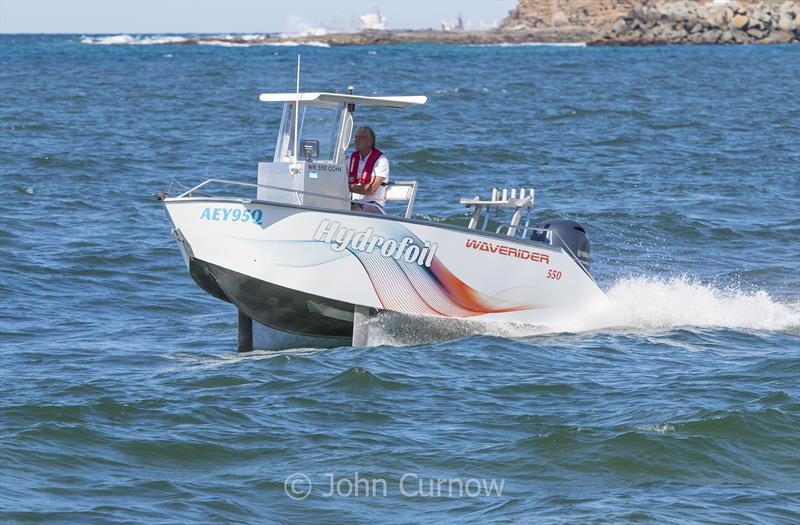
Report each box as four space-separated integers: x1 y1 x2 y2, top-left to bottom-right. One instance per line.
190 258 356 340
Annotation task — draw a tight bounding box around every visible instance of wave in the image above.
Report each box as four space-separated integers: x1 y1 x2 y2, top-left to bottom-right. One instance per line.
316 366 413 392
586 276 800 333
195 33 331 47
282 17 330 37
80 34 331 48
197 41 251 48
474 42 587 48
163 347 322 371
364 276 800 345
260 41 331 48
81 34 189 45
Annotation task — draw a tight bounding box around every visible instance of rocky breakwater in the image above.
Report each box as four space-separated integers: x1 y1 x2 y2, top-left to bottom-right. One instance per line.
598 1 799 44
175 29 590 47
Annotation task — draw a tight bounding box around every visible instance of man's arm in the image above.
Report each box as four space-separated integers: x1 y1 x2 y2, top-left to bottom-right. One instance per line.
349 156 389 196
349 175 385 196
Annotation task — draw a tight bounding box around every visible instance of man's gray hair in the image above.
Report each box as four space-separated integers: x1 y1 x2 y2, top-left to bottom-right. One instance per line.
357 126 376 147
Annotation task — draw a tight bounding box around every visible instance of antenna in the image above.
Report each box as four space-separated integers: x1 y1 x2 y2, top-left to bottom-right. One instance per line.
347 85 355 113
292 54 301 172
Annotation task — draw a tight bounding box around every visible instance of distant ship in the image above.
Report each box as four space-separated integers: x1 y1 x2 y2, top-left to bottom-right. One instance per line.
360 7 387 30
320 7 387 33
442 13 465 31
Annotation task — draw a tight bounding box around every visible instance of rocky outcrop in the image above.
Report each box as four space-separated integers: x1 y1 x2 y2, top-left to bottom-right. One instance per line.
498 0 798 44
599 1 799 44
499 0 634 33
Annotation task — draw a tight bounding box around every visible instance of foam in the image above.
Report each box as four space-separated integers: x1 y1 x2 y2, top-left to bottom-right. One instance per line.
586 276 800 332
261 41 331 48
283 17 330 37
198 41 251 47
166 347 324 370
364 276 800 346
81 34 189 45
80 34 330 48
474 42 587 48
229 34 264 41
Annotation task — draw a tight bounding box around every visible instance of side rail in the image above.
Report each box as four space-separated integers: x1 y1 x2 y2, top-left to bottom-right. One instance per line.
159 178 418 218
494 221 538 240
168 178 353 206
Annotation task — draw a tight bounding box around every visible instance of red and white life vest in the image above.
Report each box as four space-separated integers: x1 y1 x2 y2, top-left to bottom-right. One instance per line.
348 148 383 184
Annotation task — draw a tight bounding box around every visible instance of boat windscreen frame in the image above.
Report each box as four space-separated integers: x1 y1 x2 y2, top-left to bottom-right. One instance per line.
273 100 351 164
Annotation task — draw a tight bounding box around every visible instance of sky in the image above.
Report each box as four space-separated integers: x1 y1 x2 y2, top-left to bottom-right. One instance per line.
0 0 518 34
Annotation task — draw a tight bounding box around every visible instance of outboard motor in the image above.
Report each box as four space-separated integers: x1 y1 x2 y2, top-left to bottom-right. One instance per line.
530 219 590 273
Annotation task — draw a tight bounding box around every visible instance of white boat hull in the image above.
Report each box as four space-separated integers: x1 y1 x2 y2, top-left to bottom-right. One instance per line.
162 198 606 343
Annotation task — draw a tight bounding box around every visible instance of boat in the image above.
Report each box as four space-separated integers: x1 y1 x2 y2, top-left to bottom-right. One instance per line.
158 89 606 350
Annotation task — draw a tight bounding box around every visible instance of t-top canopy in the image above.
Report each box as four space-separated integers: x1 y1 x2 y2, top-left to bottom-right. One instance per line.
258 92 427 108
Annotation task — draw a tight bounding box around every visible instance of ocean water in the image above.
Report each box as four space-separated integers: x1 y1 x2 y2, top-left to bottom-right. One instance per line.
1 34 799 523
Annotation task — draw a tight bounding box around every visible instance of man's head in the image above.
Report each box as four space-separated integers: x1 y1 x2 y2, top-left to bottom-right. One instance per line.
354 126 376 156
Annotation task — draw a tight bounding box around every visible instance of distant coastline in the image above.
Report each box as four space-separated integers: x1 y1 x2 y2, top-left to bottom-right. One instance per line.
159 29 596 47
75 1 799 47
173 1 800 47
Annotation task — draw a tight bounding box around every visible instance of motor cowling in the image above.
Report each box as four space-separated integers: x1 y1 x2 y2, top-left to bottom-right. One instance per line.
530 219 590 272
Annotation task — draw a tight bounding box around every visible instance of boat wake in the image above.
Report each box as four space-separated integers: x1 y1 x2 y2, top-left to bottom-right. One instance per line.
588 276 799 333
364 276 800 346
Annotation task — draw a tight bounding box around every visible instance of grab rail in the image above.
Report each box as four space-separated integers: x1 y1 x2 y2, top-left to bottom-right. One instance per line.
175 178 353 205
171 178 417 217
